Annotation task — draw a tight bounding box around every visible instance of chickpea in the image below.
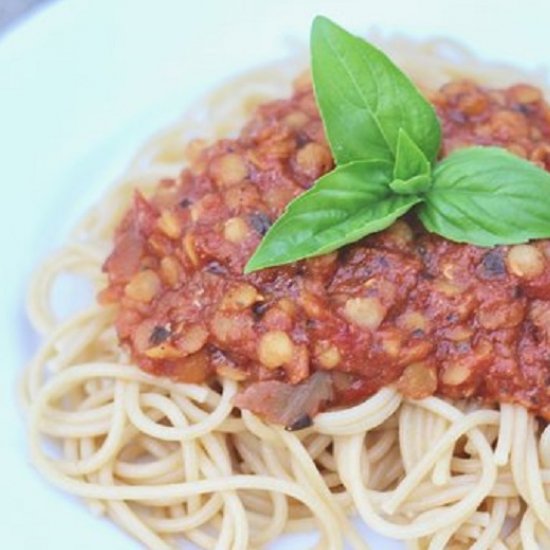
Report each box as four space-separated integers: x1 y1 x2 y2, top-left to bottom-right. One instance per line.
509 84 541 105
124 270 161 302
477 302 524 330
277 298 296 316
295 142 333 179
179 325 208 355
160 256 181 288
315 342 341 369
211 312 233 343
441 362 471 386
382 332 401 357
398 362 437 399
258 330 294 369
283 111 309 129
457 91 488 116
434 280 462 297
490 110 529 139
507 144 528 159
224 217 249 244
184 138 207 164
222 283 261 310
507 244 544 279
445 325 474 341
531 144 550 167
293 71 312 93
398 311 428 333
344 297 386 330
210 153 248 187
385 220 413 247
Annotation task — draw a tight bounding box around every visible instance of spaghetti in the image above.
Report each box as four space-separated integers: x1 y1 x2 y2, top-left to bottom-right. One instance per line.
21 36 550 549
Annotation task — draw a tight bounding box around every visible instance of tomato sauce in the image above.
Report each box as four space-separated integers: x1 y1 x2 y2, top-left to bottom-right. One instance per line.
101 74 550 424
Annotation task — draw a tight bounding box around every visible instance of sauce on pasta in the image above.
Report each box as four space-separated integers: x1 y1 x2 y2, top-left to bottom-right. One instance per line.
100 76 550 426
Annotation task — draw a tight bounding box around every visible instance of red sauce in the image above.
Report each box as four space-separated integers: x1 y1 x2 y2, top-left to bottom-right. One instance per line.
101 75 550 424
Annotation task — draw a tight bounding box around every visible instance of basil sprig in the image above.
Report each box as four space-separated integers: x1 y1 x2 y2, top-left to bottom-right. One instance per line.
420 147 550 246
244 16 550 273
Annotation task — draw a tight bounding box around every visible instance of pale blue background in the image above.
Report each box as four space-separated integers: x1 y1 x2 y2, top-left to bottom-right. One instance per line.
1 0 549 548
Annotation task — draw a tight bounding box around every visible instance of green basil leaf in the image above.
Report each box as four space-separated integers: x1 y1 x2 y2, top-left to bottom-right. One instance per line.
311 16 441 165
390 128 432 195
419 147 550 246
390 174 432 195
394 128 432 181
244 160 421 273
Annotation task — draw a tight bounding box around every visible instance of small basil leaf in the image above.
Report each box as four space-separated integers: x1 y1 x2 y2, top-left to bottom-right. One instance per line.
419 147 550 246
394 128 432 181
245 160 421 273
390 129 432 195
311 16 441 165
390 174 432 195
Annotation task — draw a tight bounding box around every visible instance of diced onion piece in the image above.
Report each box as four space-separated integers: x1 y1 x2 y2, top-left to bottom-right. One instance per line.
234 371 333 429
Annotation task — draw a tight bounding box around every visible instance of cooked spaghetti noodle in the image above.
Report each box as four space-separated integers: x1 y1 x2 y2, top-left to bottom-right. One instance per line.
21 36 550 549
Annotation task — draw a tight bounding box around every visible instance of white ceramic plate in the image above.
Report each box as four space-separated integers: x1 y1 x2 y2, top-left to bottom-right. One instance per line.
2 0 549 548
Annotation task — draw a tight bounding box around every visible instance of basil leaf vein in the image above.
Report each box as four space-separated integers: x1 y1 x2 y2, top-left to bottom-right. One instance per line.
419 147 550 246
311 16 441 165
244 160 421 272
